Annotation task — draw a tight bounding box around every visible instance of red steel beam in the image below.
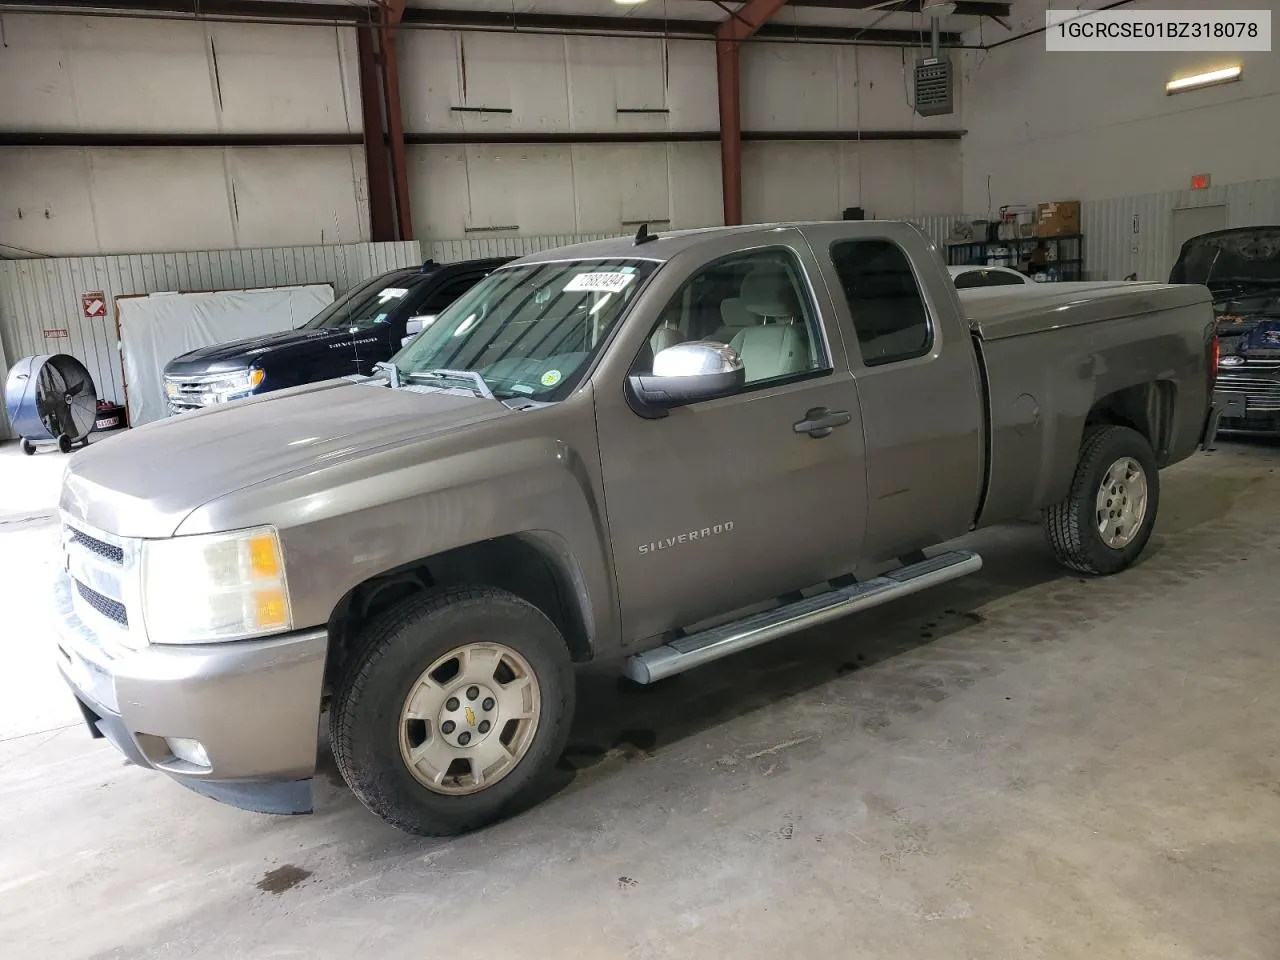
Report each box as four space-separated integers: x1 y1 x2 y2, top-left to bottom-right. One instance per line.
379 0 413 241
356 24 394 242
715 0 791 225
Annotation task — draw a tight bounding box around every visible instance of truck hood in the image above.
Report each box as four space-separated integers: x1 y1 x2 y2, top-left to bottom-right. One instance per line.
164 327 352 375
60 379 512 538
1170 226 1280 288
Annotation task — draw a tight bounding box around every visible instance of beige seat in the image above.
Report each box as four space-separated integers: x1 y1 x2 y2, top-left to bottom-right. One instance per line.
708 297 755 343
727 268 811 381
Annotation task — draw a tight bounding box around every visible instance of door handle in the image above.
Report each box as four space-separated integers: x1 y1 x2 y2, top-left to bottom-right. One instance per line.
793 407 852 438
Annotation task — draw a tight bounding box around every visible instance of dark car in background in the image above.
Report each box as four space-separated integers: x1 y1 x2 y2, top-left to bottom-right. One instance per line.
161 257 512 414
1171 227 1280 433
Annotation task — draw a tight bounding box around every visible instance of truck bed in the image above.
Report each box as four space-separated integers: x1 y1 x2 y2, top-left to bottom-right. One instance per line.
960 281 1211 341
967 280 1215 526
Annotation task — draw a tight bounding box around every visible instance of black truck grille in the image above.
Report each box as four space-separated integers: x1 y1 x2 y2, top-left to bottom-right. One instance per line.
75 581 129 627
1217 372 1280 408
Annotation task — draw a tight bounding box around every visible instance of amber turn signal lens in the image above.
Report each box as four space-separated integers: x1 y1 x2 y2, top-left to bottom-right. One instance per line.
248 534 281 579
254 589 290 630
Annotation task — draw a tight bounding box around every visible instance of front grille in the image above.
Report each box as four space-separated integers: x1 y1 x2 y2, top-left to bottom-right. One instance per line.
70 528 124 564
75 580 128 627
1216 372 1280 408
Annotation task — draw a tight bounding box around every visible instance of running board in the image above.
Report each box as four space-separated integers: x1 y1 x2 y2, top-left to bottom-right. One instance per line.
623 550 983 684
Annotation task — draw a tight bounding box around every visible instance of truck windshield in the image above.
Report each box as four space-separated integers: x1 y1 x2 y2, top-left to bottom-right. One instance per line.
300 274 421 331
392 258 658 400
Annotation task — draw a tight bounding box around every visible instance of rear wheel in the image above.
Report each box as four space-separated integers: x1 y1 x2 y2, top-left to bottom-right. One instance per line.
330 586 575 836
57 433 72 454
1044 424 1159 575
20 438 35 456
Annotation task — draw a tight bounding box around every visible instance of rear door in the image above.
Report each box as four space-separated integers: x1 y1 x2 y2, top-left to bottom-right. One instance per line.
592 230 868 643
801 222 986 563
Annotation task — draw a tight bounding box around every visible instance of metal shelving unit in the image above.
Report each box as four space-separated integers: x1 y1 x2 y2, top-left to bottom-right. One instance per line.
946 234 1084 281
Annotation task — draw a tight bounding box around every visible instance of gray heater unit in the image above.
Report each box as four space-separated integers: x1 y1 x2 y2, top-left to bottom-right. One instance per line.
914 7 954 117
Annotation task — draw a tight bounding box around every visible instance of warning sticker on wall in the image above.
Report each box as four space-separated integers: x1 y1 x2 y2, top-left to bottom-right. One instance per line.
563 272 636 294
82 292 106 318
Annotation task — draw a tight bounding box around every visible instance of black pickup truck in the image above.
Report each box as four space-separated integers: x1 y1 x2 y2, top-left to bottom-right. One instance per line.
161 257 512 414
1171 226 1280 432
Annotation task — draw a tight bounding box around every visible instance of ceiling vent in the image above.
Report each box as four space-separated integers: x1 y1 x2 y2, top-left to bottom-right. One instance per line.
913 13 954 118
914 57 954 116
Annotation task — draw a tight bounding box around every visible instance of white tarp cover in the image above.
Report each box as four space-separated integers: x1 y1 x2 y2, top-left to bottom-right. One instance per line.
119 284 333 426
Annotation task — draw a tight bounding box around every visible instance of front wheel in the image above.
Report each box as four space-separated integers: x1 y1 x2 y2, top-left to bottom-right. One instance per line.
330 586 575 836
20 438 35 456
1043 424 1159 576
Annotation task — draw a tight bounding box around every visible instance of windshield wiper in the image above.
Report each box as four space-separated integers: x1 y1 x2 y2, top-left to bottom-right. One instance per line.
404 368 495 400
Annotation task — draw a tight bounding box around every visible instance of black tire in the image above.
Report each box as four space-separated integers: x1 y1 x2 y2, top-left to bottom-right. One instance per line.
330 586 575 836
57 433 73 454
20 438 35 456
1043 424 1160 576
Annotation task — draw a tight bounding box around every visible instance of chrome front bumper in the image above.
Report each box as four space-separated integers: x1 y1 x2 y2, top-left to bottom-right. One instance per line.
53 571 329 815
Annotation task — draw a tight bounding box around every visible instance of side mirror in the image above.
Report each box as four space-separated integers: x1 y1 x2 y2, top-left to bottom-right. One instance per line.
627 341 746 419
401 315 436 348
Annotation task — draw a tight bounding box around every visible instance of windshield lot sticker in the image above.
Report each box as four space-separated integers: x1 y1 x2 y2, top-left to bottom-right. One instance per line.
378 287 409 300
564 272 636 294
540 369 562 387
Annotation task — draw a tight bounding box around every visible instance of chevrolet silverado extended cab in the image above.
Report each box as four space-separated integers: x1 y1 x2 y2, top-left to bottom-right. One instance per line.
54 221 1219 836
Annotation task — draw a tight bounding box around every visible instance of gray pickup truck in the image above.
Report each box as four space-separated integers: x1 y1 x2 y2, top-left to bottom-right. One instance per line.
53 221 1219 836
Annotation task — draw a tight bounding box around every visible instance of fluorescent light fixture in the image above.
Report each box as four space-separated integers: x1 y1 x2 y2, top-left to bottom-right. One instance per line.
1166 65 1242 95
613 0 648 4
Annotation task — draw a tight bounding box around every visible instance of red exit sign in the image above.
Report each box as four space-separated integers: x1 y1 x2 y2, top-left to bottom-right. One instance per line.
1191 173 1211 190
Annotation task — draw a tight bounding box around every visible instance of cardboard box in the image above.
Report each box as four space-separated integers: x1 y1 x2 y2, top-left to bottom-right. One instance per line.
1035 200 1080 237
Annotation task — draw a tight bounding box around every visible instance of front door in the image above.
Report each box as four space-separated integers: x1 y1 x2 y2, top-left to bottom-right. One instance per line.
593 233 867 644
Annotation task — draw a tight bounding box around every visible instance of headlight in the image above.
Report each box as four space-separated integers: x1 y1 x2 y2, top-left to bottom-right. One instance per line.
140 525 292 644
199 368 266 403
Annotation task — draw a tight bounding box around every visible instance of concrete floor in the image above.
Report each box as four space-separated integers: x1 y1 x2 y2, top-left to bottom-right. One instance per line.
2 433 1279 959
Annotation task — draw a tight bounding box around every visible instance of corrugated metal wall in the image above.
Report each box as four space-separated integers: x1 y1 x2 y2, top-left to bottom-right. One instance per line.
1082 177 1280 283
0 241 421 439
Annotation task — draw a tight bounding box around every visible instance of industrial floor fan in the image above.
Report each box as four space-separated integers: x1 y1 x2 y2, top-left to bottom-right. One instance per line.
4 354 99 455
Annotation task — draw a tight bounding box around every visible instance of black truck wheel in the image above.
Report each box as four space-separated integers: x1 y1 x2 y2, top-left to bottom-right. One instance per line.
330 586 575 836
1043 424 1159 576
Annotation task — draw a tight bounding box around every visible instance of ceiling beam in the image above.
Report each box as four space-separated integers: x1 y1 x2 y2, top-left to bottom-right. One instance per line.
752 0 1011 14
0 1 965 44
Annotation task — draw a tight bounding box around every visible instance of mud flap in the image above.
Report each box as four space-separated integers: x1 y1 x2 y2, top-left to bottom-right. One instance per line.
1201 403 1222 450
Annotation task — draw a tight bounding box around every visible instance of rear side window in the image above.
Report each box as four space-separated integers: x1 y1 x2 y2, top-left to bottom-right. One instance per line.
954 269 1025 289
829 240 932 366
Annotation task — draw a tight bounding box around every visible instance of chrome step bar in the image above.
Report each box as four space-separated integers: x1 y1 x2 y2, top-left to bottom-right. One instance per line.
623 550 983 684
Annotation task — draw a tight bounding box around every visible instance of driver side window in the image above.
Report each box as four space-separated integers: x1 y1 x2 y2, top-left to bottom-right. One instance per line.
637 248 828 386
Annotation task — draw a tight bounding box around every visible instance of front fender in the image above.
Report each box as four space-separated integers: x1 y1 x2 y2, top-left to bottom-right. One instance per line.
176 396 618 652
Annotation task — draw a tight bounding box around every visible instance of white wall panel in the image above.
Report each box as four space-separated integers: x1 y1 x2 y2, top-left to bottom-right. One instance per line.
962 0 1280 211
86 149 237 253
0 14 358 134
208 22 360 133
0 241 421 438
227 147 367 248
410 142 723 238
0 15 216 132
1 147 368 256
740 140 961 224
